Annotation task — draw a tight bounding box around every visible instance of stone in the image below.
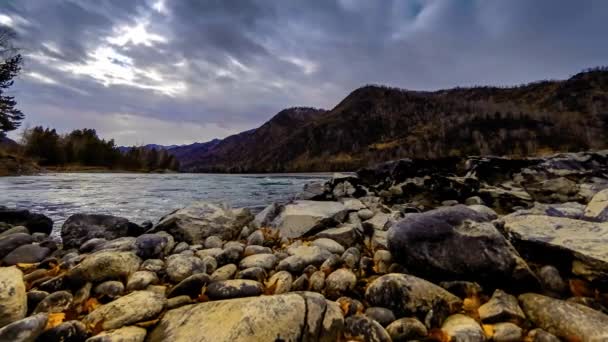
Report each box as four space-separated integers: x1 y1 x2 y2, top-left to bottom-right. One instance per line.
491 322 523 342
0 226 28 238
0 208 52 234
72 283 92 314
270 200 349 238
200 255 217 274
567 296 608 314
363 212 396 231
538 265 568 296
467 204 498 219
167 295 193 310
0 313 47 342
87 325 147 342
172 241 190 254
365 307 396 327
292 274 309 291
519 293 608 341
215 246 243 266
2 244 51 265
358 209 375 220
38 320 87 342
27 291 48 314
441 314 485 342
373 250 392 274
297 181 327 200
140 259 164 273
246 230 264 246
80 238 108 253
325 269 356 299
585 188 608 221
389 205 538 290
277 245 333 273
148 292 343 342
94 281 124 299
344 315 392 342
33 290 73 314
206 279 264 300
236 267 266 282
167 273 210 298
314 225 363 247
126 271 158 291
309 271 325 292
386 317 428 342
61 214 143 250
204 235 224 249
135 234 168 259
196 248 222 259
365 274 462 326
165 254 205 283
251 203 282 229
265 270 292 295
152 202 253 244
440 281 483 299
243 245 272 256
210 264 237 282
320 255 343 274
526 329 561 342
371 230 388 250
83 291 166 331
67 251 141 284
311 238 345 254
238 253 277 270
0 266 26 328
502 214 608 281
478 289 525 324
93 237 137 253
0 233 34 259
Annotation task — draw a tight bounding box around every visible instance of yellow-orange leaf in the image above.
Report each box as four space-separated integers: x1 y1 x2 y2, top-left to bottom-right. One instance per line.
84 298 101 313
45 312 65 330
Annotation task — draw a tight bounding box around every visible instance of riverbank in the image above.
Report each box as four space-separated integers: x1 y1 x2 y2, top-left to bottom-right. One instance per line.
1 151 608 341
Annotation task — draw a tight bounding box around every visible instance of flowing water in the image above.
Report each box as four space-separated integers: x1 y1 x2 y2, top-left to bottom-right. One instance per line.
0 173 331 233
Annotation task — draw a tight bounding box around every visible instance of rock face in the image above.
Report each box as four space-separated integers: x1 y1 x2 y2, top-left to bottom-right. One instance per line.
502 214 608 281
0 207 53 234
148 292 343 342
83 290 166 331
365 273 462 326
152 202 253 244
270 200 349 238
519 293 608 341
0 267 27 328
388 205 537 290
61 214 143 249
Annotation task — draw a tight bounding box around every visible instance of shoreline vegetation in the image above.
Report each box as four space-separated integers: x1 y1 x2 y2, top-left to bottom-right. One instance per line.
1 151 608 340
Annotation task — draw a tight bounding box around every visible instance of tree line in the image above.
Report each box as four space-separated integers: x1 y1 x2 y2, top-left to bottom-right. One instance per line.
21 126 179 171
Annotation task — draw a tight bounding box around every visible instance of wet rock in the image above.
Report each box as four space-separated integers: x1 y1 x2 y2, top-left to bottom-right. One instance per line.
67 251 141 284
172 241 189 254
265 270 292 294
243 245 272 256
277 245 332 273
503 215 608 281
61 214 143 250
526 329 560 342
206 279 264 300
152 202 253 243
27 291 48 314
87 325 147 342
200 255 217 274
270 200 349 238
0 226 28 238
238 253 277 270
388 205 538 290
519 293 608 341
135 234 168 259
0 313 47 342
140 259 164 273
0 233 34 259
491 322 523 342
312 238 345 254
94 237 137 252
344 315 392 342
236 267 266 282
210 264 237 282
83 290 166 331
165 254 205 283
0 208 52 235
38 320 87 342
33 290 73 314
0 266 27 328
584 188 608 221
365 274 462 326
386 317 428 342
538 265 568 296
2 244 51 265
292 274 309 291
204 235 223 249
441 314 485 342
365 307 396 327
373 250 392 275
80 238 107 253
314 225 363 247
325 269 356 299
215 246 243 266
37 274 66 293
148 292 343 342
478 289 525 324
309 271 326 292
94 281 124 299
246 230 264 246
168 273 210 298
126 271 158 291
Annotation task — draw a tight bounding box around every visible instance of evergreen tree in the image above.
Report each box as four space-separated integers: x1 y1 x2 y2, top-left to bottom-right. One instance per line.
0 28 23 137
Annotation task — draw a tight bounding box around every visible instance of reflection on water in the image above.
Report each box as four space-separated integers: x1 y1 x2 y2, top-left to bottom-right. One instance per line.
0 173 330 234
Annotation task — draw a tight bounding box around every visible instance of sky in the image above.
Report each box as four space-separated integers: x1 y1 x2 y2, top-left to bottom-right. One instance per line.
1 0 607 146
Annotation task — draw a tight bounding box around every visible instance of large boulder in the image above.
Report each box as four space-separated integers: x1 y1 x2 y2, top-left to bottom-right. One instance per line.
0 207 53 235
0 267 27 328
2 244 51 265
83 290 166 331
0 313 48 341
61 214 143 250
502 214 608 282
519 293 608 341
0 233 34 259
147 292 343 342
388 205 538 290
67 251 141 284
270 200 349 238
152 202 253 244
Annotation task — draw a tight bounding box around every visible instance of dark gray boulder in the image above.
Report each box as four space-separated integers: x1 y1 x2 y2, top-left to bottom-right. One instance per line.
0 233 34 259
135 233 169 259
2 244 51 265
61 214 143 250
0 207 53 235
0 313 47 342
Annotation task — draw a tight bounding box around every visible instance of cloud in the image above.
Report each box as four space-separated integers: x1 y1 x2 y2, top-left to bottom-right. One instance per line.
2 0 608 145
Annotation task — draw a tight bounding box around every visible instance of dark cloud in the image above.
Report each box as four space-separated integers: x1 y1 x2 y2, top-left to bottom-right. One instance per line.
2 0 607 145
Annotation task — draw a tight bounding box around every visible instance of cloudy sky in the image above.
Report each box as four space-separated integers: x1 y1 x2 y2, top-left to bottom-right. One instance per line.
1 0 607 145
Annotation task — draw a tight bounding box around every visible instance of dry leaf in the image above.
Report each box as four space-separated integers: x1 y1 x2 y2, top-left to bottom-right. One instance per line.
45 312 66 330
482 324 494 338
83 298 101 313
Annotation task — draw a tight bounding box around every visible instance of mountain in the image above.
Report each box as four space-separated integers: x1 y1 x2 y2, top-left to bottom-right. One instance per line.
172 67 608 172
117 143 179 154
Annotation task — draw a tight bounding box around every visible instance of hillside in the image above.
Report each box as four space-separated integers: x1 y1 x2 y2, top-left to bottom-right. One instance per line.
173 67 608 172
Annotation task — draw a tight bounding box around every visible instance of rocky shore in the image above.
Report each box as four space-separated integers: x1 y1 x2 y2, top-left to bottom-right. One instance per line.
2 151 608 341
